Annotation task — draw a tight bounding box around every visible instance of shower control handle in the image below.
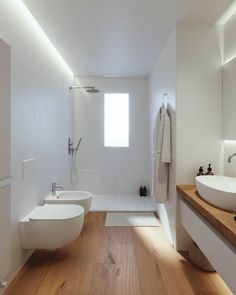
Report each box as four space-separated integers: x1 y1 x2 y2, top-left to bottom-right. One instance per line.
68 137 82 155
68 137 74 155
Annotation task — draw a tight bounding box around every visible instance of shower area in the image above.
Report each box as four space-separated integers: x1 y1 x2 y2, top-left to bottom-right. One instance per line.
70 76 155 211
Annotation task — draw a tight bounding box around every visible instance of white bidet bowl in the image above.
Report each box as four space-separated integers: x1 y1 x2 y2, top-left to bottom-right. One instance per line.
45 191 92 214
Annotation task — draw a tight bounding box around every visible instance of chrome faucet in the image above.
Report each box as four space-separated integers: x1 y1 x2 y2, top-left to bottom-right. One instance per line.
228 153 236 163
51 182 63 196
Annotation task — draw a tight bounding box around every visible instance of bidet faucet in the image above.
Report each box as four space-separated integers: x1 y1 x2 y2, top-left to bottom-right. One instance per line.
228 153 236 163
51 182 63 196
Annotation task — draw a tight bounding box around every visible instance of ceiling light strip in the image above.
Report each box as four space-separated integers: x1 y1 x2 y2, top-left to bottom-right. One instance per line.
19 0 73 76
217 0 236 25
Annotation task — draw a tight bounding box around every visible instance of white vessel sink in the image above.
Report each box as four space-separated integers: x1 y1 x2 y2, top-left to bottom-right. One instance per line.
195 175 236 211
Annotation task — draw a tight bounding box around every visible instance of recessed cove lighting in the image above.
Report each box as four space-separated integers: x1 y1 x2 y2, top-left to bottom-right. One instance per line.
224 140 236 143
224 55 236 65
18 0 73 76
217 1 236 25
103 75 120 78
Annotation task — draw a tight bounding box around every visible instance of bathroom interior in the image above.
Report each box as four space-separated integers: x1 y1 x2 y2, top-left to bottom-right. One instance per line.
1 0 236 294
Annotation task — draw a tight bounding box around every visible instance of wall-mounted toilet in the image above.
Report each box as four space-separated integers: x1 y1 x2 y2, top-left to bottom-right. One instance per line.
45 191 92 214
20 204 84 250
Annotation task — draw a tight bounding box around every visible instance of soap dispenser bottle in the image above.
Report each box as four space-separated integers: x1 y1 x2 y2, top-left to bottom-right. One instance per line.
139 186 144 196
205 164 214 175
143 186 147 197
197 166 204 176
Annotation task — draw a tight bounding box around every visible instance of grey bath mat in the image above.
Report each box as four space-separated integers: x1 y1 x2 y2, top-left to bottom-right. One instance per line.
105 212 160 227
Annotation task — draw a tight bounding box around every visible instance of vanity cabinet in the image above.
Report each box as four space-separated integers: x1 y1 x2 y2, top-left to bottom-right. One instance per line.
223 57 236 139
180 201 236 294
0 39 11 283
178 186 236 294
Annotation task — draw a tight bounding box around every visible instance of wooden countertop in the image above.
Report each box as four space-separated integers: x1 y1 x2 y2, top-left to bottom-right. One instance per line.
177 185 236 247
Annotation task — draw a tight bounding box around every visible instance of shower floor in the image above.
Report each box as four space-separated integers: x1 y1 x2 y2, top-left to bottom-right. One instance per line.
90 194 155 212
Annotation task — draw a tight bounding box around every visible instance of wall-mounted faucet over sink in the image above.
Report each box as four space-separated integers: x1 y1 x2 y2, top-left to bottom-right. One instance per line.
228 153 236 163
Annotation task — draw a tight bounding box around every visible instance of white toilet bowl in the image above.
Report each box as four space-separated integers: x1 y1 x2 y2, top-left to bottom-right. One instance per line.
20 204 84 250
45 191 92 214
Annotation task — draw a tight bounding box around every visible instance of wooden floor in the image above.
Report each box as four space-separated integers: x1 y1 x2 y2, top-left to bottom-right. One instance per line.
5 213 232 295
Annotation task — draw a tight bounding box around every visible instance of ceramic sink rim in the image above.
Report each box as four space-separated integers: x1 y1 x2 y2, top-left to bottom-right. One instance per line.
195 175 236 211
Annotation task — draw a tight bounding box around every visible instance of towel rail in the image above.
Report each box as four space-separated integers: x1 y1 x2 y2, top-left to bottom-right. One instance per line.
0 177 12 189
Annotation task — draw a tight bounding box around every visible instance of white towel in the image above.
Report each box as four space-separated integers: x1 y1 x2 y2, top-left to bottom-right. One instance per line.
152 105 171 203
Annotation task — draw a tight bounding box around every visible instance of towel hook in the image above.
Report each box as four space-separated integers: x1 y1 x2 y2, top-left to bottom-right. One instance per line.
162 93 168 107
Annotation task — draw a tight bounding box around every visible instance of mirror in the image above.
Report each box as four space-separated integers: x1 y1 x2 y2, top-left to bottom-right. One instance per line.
223 57 236 140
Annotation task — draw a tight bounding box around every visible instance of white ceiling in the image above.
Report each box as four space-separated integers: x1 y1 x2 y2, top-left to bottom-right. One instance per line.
24 0 232 77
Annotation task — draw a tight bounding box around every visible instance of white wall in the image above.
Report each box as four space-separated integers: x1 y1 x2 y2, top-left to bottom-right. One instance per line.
176 24 223 184
149 29 177 245
0 39 11 282
223 12 236 177
176 24 223 249
222 57 236 140
74 76 150 195
149 25 223 249
0 1 73 290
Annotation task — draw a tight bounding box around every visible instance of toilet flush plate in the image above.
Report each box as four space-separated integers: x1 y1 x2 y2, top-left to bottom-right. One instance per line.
22 158 36 180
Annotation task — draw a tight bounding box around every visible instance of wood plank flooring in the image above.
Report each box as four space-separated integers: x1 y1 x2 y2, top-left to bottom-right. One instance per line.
4 213 232 295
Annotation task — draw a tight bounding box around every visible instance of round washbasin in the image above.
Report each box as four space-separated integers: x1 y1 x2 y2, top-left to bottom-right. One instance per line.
195 175 236 211
45 191 92 214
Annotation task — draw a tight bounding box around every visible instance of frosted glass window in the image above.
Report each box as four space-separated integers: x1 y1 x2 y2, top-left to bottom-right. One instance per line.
104 93 129 147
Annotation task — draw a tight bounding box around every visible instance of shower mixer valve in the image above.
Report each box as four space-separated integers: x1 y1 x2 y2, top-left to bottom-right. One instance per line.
68 137 82 155
68 137 74 155
68 137 82 188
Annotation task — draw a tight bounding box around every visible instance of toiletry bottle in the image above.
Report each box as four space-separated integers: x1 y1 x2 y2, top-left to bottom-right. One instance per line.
143 186 147 197
197 166 204 176
205 164 214 175
139 186 144 196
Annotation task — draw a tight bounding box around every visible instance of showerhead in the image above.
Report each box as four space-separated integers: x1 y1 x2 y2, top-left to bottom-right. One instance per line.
69 85 100 93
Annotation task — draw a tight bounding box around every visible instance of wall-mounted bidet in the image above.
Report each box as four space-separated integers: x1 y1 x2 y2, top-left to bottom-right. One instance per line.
45 191 92 214
20 204 84 250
